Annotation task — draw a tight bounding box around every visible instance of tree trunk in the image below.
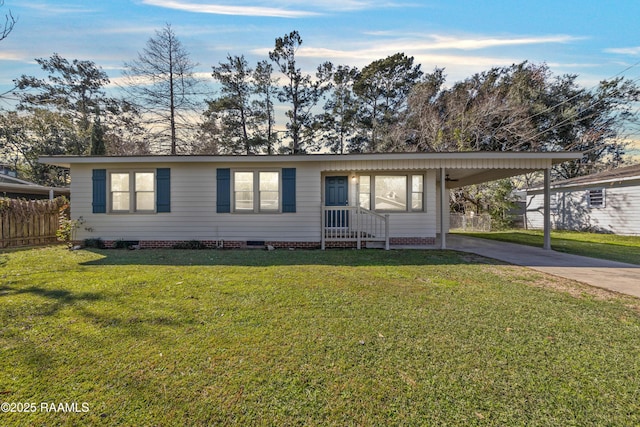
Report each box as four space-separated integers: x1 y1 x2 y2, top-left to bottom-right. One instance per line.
169 37 176 155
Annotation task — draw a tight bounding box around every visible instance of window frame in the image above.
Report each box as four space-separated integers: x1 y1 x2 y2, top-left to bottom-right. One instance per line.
358 173 425 213
108 170 156 214
232 169 281 213
411 174 424 211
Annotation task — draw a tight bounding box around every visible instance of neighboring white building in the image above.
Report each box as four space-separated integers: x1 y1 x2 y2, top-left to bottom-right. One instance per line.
525 164 640 235
40 152 580 249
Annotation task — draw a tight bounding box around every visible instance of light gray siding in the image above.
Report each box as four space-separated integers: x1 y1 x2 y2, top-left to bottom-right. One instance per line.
72 162 322 242
526 180 640 235
71 161 440 243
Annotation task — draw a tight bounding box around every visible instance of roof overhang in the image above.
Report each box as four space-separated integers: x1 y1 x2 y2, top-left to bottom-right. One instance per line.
39 152 582 188
526 175 640 193
0 182 70 196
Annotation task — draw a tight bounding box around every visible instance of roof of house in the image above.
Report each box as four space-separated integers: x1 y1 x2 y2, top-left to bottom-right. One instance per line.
524 163 640 193
39 151 583 189
552 163 640 188
0 174 70 198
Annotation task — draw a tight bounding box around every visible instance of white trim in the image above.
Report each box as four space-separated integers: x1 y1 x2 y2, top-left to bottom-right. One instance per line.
39 152 583 168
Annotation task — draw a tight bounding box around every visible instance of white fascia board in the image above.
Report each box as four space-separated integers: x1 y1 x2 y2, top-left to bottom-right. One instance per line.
0 182 70 194
39 151 582 168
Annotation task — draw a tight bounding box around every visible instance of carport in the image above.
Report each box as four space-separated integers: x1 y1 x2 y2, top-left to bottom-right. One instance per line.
436 151 582 250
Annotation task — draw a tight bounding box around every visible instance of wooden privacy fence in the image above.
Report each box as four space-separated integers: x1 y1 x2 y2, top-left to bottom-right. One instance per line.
0 197 68 249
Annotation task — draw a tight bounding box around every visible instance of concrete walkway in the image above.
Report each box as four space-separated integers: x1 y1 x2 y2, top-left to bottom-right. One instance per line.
445 234 640 298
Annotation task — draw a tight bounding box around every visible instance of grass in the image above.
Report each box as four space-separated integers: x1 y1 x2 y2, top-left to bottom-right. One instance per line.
1 246 640 426
457 230 640 265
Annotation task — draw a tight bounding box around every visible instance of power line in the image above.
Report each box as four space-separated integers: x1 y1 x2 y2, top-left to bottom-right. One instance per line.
516 70 640 147
512 61 640 143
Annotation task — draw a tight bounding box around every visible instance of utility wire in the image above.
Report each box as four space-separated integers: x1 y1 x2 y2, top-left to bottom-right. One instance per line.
515 70 640 147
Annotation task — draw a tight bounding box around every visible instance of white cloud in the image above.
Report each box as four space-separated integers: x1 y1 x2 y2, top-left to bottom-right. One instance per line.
361 32 581 51
0 52 26 62
605 46 640 56
252 31 589 85
142 0 410 15
141 0 321 18
108 71 213 88
97 25 167 36
253 32 580 66
426 34 580 50
19 2 98 14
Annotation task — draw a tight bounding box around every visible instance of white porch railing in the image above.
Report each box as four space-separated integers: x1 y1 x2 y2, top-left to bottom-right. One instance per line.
321 206 390 250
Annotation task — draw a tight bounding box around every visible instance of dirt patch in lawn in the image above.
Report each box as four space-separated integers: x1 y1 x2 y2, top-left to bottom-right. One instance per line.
525 268 640 314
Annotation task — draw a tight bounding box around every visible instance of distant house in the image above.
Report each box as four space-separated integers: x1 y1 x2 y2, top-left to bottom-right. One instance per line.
0 170 70 200
0 163 18 177
525 164 640 235
40 152 580 249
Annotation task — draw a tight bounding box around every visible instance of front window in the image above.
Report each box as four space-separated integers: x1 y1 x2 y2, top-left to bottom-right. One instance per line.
234 171 280 212
259 172 279 211
111 172 130 211
359 175 371 209
411 175 424 211
110 171 155 213
357 174 424 212
234 172 254 211
375 176 407 211
135 172 155 211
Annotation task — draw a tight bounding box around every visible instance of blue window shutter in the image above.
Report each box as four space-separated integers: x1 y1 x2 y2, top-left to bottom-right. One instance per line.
282 168 296 213
156 168 171 213
217 168 231 213
92 169 106 213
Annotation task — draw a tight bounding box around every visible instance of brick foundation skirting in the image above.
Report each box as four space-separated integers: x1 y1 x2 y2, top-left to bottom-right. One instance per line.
389 237 436 246
74 237 435 249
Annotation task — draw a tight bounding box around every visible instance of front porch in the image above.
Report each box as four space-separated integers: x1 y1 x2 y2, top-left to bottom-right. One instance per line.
321 205 390 250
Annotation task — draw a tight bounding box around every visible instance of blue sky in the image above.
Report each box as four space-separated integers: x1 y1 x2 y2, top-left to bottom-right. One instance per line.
1 0 639 156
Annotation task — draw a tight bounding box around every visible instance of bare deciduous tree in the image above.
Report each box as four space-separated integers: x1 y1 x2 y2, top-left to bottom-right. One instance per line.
0 0 16 42
121 24 202 154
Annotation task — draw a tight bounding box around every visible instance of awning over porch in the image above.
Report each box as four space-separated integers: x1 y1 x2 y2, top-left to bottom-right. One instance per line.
317 151 580 189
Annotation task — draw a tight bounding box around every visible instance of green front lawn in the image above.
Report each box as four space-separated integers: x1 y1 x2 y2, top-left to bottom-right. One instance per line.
458 230 640 265
1 246 639 426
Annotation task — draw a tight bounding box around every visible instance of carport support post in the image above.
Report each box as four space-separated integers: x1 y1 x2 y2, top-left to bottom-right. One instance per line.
440 168 447 249
543 167 551 250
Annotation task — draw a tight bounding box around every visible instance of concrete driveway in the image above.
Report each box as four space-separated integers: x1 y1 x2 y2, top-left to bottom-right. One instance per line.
446 234 640 298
